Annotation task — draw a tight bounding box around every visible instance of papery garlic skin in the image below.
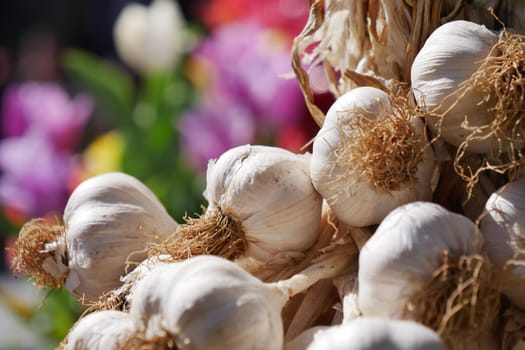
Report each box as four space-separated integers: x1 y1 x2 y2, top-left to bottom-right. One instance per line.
411 20 499 153
480 177 525 310
113 0 185 74
358 201 481 318
128 255 288 350
204 144 323 262
305 317 446 350
310 87 434 227
59 172 178 301
61 310 136 350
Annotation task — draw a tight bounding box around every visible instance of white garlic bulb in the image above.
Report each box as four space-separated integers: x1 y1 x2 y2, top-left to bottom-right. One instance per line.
113 0 185 74
303 317 446 350
155 144 323 264
479 177 525 309
60 310 136 350
358 201 499 346
411 19 525 155
126 254 349 350
11 172 179 302
310 86 435 227
128 256 286 350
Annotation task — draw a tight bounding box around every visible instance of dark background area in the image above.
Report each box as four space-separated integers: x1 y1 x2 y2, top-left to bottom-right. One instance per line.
0 0 203 56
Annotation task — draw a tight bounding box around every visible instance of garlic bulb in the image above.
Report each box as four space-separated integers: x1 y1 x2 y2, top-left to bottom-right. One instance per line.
59 310 136 350
125 254 350 349
479 176 525 309
310 86 435 227
154 144 323 264
113 0 185 74
358 201 499 346
11 172 179 302
411 20 525 156
303 317 446 350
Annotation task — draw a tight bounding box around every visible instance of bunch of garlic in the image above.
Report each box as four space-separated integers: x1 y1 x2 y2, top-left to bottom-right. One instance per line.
151 144 323 266
357 201 500 347
11 172 178 302
310 86 435 227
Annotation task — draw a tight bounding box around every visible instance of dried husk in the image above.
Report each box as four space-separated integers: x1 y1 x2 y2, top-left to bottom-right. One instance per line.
291 0 519 126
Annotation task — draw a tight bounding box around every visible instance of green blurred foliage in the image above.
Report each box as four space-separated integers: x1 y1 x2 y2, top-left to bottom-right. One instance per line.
29 288 84 348
63 48 206 222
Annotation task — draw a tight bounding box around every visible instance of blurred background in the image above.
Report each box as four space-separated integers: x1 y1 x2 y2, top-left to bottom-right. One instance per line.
0 0 333 349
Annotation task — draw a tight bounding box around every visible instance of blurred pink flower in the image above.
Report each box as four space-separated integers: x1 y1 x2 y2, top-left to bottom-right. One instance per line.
181 20 308 171
194 20 304 129
0 129 72 218
1 82 93 151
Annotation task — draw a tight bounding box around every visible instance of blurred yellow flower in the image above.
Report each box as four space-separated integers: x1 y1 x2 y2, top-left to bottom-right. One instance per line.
82 131 125 179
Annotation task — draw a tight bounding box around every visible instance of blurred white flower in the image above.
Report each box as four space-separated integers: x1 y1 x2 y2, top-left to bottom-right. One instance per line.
113 0 185 74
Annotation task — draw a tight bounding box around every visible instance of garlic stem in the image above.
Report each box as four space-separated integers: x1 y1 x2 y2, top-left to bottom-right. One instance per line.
273 252 355 299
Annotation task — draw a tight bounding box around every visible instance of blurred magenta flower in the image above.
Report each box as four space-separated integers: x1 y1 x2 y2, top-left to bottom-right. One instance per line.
0 129 72 218
193 20 304 129
1 82 93 151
